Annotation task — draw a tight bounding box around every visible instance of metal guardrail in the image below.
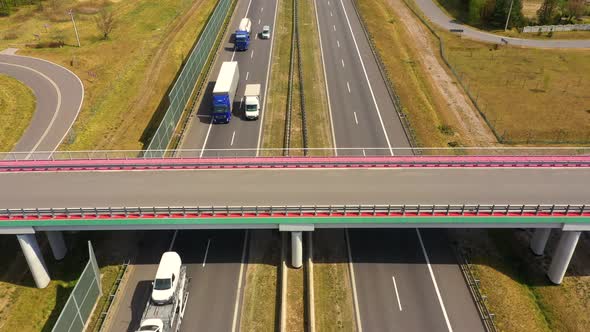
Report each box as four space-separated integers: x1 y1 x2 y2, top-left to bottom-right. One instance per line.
454 247 498 332
1 205 588 220
95 261 130 332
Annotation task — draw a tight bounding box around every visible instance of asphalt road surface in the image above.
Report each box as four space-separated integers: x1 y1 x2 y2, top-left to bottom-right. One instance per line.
349 228 484 331
179 0 277 157
0 54 84 157
2 168 589 208
413 0 590 48
315 0 411 156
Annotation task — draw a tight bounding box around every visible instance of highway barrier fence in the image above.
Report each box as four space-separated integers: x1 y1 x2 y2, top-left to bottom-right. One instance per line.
52 242 102 332
146 0 233 155
3 205 589 222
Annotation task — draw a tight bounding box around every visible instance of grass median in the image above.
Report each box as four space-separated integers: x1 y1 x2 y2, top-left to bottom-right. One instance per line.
0 74 36 151
0 0 217 150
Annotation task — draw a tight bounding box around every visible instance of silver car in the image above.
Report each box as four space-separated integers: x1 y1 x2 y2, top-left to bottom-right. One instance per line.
261 25 271 39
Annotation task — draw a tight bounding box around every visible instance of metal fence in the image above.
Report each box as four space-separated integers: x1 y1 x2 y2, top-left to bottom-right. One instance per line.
1 147 590 161
523 24 590 33
3 205 589 221
146 0 233 155
52 242 102 332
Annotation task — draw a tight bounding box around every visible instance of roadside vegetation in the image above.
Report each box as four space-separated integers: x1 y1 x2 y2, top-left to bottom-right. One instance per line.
0 232 135 332
450 229 590 331
0 0 217 150
0 74 35 151
286 243 307 331
313 230 355 331
240 230 281 331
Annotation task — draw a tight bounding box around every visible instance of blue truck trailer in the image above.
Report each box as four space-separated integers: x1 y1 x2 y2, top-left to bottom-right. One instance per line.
234 18 251 51
212 61 240 124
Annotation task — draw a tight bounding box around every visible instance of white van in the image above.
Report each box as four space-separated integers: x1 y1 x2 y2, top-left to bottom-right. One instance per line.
151 252 182 304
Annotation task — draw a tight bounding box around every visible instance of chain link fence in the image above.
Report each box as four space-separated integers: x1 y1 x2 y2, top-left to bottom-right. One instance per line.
52 242 102 332
146 0 233 156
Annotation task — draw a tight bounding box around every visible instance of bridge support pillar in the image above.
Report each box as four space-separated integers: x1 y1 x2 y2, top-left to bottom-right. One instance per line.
530 228 551 256
291 231 303 269
46 231 67 260
16 234 50 288
547 231 581 285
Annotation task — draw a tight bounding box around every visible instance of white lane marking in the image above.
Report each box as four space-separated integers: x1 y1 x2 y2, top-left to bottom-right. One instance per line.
345 229 363 332
168 230 178 251
333 25 336 31
231 0 254 62
328 0 330 4
416 229 453 331
362 149 366 156
347 81 351 93
341 59 345 67
1 63 63 159
392 276 402 311
261 7 263 12
231 231 249 332
353 112 358 125
258 18 261 25
330 11 333 16
340 0 394 156
230 131 236 146
246 71 250 81
256 0 279 156
313 0 337 155
251 50 254 59
202 238 211 267
255 34 258 40
337 40 340 48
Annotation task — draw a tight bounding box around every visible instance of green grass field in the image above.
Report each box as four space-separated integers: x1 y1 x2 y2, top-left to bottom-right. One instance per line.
0 0 217 150
0 74 36 151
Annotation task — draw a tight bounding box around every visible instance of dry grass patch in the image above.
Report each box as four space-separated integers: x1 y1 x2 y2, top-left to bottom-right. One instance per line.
0 74 36 151
286 260 306 331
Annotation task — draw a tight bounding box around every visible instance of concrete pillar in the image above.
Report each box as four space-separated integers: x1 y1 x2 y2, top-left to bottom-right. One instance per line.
530 228 551 256
46 231 67 260
547 231 581 285
16 234 50 288
291 231 303 269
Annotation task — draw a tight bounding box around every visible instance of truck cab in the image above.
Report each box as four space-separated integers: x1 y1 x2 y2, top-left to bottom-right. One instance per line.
235 18 251 51
151 252 181 304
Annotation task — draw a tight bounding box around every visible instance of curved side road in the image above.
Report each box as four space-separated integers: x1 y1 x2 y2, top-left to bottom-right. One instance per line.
412 0 590 48
0 54 84 157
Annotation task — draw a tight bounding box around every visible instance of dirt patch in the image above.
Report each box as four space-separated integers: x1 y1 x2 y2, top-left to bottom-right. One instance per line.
388 0 497 146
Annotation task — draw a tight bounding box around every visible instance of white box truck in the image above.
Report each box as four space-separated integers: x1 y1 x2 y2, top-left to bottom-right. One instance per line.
212 61 239 123
136 252 189 332
244 84 261 120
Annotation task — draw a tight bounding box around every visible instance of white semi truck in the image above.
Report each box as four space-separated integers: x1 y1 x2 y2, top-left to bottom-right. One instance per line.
244 84 261 120
136 252 189 332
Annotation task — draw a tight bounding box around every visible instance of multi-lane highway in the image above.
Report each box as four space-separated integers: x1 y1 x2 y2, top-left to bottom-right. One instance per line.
0 54 84 156
106 0 277 329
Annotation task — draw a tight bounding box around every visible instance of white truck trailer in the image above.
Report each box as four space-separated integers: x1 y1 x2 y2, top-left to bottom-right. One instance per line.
136 252 189 332
244 84 261 120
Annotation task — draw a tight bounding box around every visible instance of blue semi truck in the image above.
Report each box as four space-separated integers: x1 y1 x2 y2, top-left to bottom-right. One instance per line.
235 18 252 51
212 61 239 124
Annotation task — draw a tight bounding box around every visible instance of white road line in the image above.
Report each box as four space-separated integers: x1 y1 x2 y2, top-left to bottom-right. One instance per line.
362 149 366 156
416 229 453 331
353 111 358 124
202 238 211 267
340 0 394 156
168 230 178 251
337 40 340 48
392 276 402 311
333 25 336 31
345 229 363 332
347 81 351 93
341 59 345 67
313 0 337 155
258 18 261 25
230 131 236 146
256 0 279 156
255 34 258 40
251 50 254 59
328 0 330 4
1 63 63 159
246 71 249 80
231 231 249 332
330 11 333 16
261 7 263 12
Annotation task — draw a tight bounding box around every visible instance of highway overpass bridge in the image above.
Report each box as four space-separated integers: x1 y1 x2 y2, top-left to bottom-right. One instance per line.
1 155 589 288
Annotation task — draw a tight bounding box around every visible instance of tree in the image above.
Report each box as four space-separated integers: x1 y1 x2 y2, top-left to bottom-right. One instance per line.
566 0 585 21
95 8 116 40
537 0 559 24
